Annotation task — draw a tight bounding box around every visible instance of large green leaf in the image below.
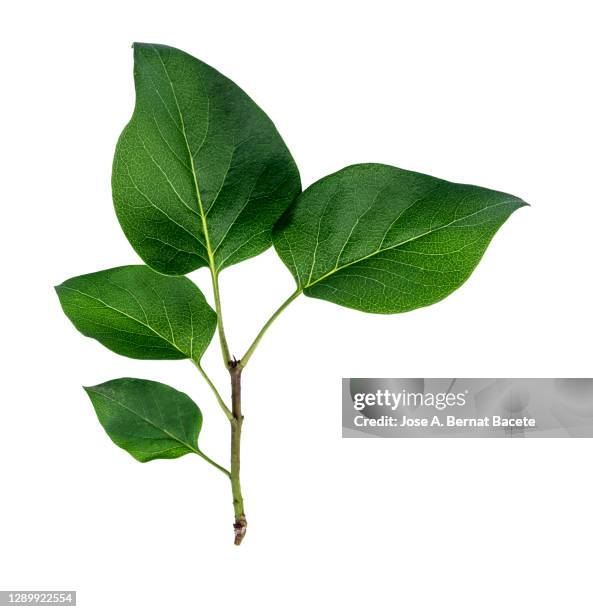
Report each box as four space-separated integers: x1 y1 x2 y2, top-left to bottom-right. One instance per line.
273 164 527 313
112 42 301 275
84 378 204 462
55 265 216 361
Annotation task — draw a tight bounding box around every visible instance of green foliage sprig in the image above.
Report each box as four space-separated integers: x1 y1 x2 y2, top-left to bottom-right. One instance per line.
56 43 526 545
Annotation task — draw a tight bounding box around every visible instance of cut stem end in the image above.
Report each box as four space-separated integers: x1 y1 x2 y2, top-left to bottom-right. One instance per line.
233 516 247 545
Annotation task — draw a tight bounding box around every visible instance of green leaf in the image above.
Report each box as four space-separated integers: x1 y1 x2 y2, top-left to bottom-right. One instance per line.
112 42 301 275
55 265 216 361
273 164 527 313
84 378 204 462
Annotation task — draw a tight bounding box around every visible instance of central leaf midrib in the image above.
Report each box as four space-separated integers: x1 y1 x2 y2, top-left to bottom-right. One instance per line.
151 45 217 276
304 199 517 290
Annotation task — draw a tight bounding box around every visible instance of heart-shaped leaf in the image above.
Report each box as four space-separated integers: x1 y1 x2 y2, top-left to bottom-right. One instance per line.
55 265 216 361
273 164 527 313
85 378 205 462
112 42 301 275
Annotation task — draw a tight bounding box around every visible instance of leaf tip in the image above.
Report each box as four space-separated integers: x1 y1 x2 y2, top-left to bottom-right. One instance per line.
504 196 530 216
514 197 530 209
82 384 98 397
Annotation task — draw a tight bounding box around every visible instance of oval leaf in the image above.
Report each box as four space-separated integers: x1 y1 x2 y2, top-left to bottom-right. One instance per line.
55 265 216 361
112 42 301 275
84 378 203 462
273 164 527 313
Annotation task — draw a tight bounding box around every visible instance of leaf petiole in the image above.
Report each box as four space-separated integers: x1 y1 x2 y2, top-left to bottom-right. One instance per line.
193 361 233 421
194 449 231 478
241 289 302 368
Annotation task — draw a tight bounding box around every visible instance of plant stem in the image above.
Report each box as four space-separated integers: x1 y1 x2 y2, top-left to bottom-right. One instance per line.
241 289 301 367
205 264 244 543
229 360 247 545
207 278 300 544
210 270 232 367
193 361 233 421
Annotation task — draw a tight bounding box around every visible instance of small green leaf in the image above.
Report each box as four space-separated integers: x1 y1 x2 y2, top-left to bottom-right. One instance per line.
112 42 301 275
84 378 203 462
273 164 527 314
55 265 216 361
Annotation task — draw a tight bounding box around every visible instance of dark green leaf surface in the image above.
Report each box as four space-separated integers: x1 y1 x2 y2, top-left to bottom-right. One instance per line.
55 265 216 361
274 164 527 313
85 378 203 462
112 42 301 275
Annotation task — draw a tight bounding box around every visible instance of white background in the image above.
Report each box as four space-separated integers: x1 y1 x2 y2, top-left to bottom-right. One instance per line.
1 1 592 610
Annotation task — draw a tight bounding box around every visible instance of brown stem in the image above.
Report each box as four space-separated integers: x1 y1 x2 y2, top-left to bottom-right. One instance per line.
230 359 247 545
